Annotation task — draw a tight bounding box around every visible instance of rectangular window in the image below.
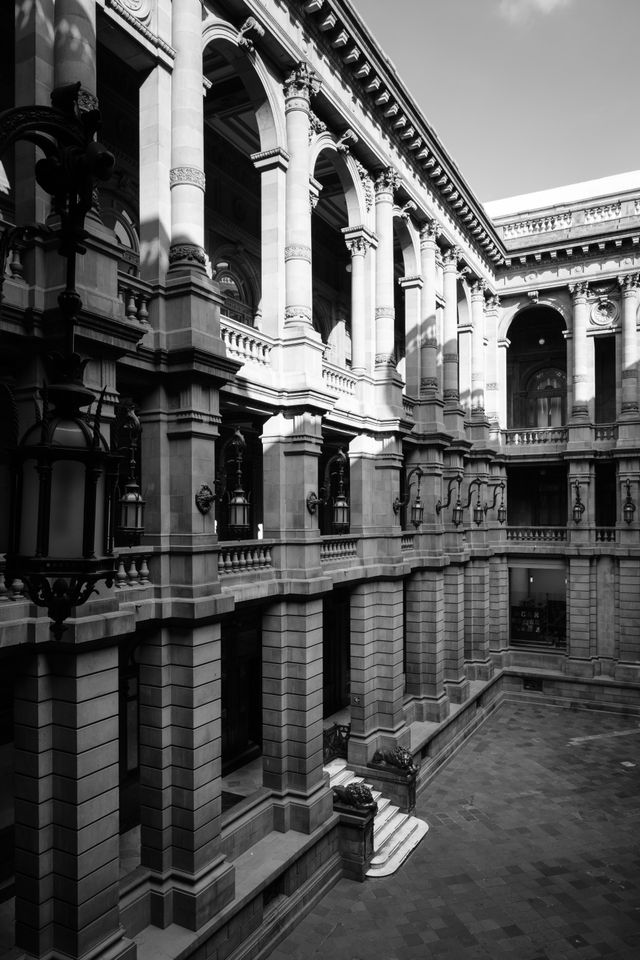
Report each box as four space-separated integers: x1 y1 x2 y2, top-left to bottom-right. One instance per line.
594 335 616 424
509 565 567 650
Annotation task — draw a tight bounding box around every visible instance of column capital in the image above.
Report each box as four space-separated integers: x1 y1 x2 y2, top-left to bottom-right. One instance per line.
420 218 441 246
619 272 640 296
284 61 321 103
251 146 290 172
484 293 501 314
468 278 487 300
569 280 589 301
442 245 461 270
374 166 400 198
342 224 377 255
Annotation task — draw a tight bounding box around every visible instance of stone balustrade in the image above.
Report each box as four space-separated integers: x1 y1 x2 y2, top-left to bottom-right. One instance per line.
506 527 567 542
320 536 358 562
220 316 273 367
217 541 274 574
117 273 153 326
401 533 415 551
504 428 567 445
114 551 152 588
594 424 617 441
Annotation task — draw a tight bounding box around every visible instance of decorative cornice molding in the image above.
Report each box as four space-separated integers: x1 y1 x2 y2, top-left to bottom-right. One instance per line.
103 0 175 58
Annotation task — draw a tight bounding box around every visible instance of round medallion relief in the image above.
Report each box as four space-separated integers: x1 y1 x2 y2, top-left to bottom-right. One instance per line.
590 298 619 326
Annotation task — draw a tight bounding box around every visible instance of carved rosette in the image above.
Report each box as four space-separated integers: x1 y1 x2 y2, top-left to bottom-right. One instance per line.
117 0 152 22
420 219 440 247
374 166 400 199
170 166 206 191
284 61 321 105
285 305 312 323
284 244 311 262
590 298 619 327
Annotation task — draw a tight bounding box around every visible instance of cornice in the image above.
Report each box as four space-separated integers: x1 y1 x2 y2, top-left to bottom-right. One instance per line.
294 0 506 268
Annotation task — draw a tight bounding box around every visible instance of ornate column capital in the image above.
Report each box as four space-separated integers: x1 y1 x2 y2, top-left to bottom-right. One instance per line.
284 61 321 103
343 225 377 256
619 272 640 296
469 278 487 300
484 294 501 314
569 280 589 301
442 245 460 270
420 218 441 247
374 166 400 198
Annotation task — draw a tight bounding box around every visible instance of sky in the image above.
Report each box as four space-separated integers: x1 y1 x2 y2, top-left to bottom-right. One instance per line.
349 0 640 203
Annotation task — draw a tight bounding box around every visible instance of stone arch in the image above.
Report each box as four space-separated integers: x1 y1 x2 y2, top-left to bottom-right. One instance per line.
310 135 366 227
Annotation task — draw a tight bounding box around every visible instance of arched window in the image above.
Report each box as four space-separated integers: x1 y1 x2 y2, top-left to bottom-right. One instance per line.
102 202 140 276
526 368 566 428
214 262 254 326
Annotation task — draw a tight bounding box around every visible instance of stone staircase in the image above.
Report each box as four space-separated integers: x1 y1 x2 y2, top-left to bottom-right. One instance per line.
325 758 429 878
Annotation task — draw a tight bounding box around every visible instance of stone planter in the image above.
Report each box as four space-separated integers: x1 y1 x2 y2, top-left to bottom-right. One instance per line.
364 761 418 814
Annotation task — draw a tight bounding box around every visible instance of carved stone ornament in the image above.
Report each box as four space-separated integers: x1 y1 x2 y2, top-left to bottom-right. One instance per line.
590 297 619 327
345 235 369 257
284 244 312 262
354 160 374 211
485 294 501 312
77 89 99 114
285 305 312 323
375 353 395 365
375 306 395 320
195 484 215 515
442 246 460 268
420 219 441 245
117 0 151 23
371 746 418 775
569 281 589 300
284 61 321 101
168 243 206 266
374 167 400 197
332 782 377 813
308 112 327 139
398 199 417 221
336 128 358 154
619 272 639 295
169 166 206 191
237 17 265 53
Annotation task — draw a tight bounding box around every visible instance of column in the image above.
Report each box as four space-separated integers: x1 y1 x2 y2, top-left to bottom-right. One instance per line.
54 0 96 97
398 274 423 396
252 148 289 337
374 167 399 367
567 557 595 674
404 571 450 722
484 294 500 433
139 65 172 283
343 226 376 377
138 625 235 930
569 281 590 420
419 219 440 400
497 336 510 429
469 279 486 415
619 273 639 416
14 650 134 960
262 599 332 833
464 560 492 680
442 246 460 406
284 62 320 328
443 565 469 703
168 0 206 274
349 580 409 766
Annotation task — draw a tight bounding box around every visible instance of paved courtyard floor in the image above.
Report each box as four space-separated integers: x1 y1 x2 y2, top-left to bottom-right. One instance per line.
267 699 640 960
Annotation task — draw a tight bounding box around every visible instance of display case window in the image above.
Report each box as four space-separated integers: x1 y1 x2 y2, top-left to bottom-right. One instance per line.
509 566 567 649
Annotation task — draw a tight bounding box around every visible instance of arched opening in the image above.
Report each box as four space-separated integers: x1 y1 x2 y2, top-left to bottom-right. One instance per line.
507 307 567 429
311 150 351 368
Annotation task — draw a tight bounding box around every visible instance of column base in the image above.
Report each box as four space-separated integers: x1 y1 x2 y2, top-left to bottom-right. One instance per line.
410 693 450 723
149 857 235 932
465 658 493 682
272 780 334 835
445 677 471 704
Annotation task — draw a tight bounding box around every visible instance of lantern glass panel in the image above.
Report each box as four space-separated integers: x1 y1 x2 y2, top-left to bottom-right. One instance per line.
333 495 349 530
411 497 424 527
19 458 39 556
229 494 250 532
49 458 86 556
452 503 463 527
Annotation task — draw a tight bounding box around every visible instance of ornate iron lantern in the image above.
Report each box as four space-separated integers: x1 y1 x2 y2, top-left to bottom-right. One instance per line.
571 479 585 523
436 473 463 526
115 404 145 544
623 478 636 524
307 448 350 533
0 82 119 638
393 466 424 528
194 429 251 538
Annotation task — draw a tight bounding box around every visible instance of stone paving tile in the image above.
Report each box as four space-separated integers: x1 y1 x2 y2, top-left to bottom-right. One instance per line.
266 701 640 960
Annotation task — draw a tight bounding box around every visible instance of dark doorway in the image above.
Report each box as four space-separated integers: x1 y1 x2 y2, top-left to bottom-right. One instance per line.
595 461 616 527
506 465 567 526
222 611 262 774
323 589 351 717
595 335 616 424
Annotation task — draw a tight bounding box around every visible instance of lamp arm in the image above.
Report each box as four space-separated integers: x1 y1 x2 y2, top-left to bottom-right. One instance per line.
393 465 423 514
435 472 462 514
463 477 483 510
485 480 505 514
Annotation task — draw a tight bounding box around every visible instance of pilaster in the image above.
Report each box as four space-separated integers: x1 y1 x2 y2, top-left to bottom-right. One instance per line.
404 569 450 721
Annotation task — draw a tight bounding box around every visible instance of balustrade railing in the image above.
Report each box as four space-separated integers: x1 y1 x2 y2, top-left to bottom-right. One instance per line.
322 360 357 397
220 316 273 367
217 540 274 575
117 273 152 326
403 397 416 421
114 551 152 588
595 527 617 543
401 533 415 550
320 537 358 562
504 428 567 445
506 527 567 542
594 424 617 441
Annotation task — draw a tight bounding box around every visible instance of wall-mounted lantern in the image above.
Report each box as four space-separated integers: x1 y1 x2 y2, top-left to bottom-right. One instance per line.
195 429 251 537
307 448 350 533
623 478 636 524
393 466 424 528
571 479 585 523
436 473 463 526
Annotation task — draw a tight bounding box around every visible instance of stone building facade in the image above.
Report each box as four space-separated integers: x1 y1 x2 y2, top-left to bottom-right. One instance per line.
1 1 639 959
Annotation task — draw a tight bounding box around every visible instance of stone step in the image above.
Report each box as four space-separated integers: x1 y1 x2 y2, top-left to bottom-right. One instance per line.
367 817 429 878
374 809 408 848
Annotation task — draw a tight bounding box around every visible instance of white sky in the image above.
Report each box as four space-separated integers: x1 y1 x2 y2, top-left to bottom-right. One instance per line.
349 0 640 203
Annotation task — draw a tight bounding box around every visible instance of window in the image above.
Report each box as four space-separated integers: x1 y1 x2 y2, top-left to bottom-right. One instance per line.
526 367 566 428
215 264 254 326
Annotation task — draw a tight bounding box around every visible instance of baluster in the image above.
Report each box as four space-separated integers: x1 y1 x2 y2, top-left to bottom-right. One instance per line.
127 557 139 586
224 551 233 574
238 548 246 571
245 548 254 570
265 546 272 567
231 549 239 572
115 558 128 588
138 556 150 584
125 289 137 322
11 577 25 600
138 294 149 326
218 553 225 576
0 567 8 601
9 244 24 280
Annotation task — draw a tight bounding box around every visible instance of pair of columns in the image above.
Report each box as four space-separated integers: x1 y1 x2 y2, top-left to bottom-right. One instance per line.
570 276 640 420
